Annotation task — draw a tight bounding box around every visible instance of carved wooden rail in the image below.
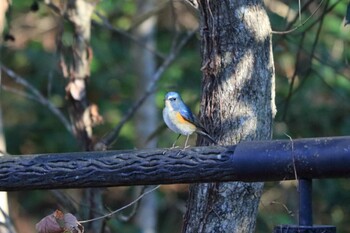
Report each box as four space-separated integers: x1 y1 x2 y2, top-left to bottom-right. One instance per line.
0 136 349 191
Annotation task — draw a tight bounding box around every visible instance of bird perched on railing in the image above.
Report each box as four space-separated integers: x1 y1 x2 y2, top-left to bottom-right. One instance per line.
162 91 216 148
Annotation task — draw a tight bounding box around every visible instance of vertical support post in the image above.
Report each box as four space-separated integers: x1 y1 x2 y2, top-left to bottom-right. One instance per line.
299 179 313 226
273 178 336 233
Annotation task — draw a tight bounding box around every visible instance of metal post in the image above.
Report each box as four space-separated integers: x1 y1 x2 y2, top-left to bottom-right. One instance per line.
273 178 336 233
299 179 312 226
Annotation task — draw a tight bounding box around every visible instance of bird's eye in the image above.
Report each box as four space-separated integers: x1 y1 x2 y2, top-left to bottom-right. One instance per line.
169 97 176 101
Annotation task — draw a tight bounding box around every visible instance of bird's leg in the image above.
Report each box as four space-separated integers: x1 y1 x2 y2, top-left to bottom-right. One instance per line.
163 134 181 155
171 134 181 149
183 134 190 149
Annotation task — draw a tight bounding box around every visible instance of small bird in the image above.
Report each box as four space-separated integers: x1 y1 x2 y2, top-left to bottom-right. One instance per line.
162 91 216 148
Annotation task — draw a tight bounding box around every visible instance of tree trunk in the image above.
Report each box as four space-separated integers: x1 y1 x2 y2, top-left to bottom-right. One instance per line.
55 1 103 232
183 1 275 233
132 0 158 232
0 105 9 233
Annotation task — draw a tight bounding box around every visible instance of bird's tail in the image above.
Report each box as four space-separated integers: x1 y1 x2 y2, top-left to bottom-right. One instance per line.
196 129 217 145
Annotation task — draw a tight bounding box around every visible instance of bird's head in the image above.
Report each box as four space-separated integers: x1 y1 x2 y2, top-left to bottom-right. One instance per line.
164 92 182 110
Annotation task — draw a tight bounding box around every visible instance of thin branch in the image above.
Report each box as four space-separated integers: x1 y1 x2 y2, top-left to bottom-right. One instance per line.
79 185 160 224
281 32 306 121
1 85 38 102
285 133 298 182
297 0 341 34
312 54 350 82
50 190 78 214
0 207 17 233
127 1 169 32
118 186 147 222
92 12 166 60
0 65 73 134
96 30 196 149
312 68 350 106
270 201 294 217
272 0 325 34
281 1 328 120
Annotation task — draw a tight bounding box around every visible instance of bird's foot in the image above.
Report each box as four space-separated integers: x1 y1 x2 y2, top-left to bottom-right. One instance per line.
162 145 179 155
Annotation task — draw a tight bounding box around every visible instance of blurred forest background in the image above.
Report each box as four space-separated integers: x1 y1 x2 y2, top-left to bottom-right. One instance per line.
0 0 350 232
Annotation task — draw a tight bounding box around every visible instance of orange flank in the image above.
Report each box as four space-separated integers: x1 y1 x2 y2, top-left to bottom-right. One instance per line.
175 112 195 129
175 112 191 124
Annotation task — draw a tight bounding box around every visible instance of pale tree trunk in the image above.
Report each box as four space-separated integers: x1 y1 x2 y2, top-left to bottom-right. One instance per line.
132 1 158 232
183 1 276 233
0 107 9 233
54 1 103 233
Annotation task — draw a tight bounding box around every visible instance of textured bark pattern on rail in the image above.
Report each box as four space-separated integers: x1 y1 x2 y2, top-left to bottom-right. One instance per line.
0 146 234 190
1 136 350 191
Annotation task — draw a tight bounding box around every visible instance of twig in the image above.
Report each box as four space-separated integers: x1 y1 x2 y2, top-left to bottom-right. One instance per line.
281 32 306 121
92 12 166 60
79 185 160 224
0 65 73 134
1 85 39 102
127 1 169 32
281 0 328 120
312 68 350 105
0 207 17 233
284 133 298 182
50 190 78 214
298 0 340 35
270 201 294 217
118 186 147 222
96 30 196 149
272 0 325 35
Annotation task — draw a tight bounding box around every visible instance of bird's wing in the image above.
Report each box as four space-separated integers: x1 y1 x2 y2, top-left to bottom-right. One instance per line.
178 105 196 124
179 105 217 144
179 105 207 130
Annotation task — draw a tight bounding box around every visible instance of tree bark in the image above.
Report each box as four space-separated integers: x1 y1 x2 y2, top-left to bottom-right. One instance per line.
183 1 275 233
54 1 103 232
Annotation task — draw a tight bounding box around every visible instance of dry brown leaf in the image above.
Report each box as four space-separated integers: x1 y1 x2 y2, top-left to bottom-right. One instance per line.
36 210 84 233
36 211 62 233
54 210 65 229
63 213 84 233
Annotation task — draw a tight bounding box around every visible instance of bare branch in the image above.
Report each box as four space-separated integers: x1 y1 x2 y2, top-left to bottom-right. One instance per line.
281 33 306 121
281 1 329 120
0 207 17 233
1 85 37 102
92 12 166 60
298 0 341 34
118 186 147 222
270 201 294 217
0 65 73 134
127 1 169 32
50 190 78 214
79 185 160 224
272 0 325 34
